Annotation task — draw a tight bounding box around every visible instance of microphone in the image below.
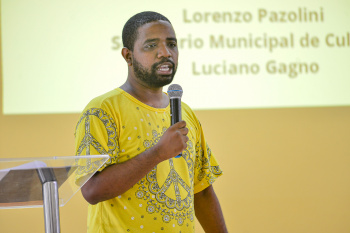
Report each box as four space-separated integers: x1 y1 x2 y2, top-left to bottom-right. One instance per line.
167 84 183 158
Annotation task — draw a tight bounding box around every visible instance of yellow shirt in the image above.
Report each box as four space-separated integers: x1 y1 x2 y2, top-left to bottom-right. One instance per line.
75 88 223 233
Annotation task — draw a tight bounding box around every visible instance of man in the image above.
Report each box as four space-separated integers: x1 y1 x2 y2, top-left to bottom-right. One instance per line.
75 11 227 233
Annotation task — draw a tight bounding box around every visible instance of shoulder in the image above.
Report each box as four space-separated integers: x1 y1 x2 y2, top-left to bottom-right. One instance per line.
75 89 122 136
181 101 201 127
181 101 196 117
76 88 125 128
83 88 123 112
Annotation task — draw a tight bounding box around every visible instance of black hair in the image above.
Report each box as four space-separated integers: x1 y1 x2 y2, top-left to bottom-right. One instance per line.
122 11 172 51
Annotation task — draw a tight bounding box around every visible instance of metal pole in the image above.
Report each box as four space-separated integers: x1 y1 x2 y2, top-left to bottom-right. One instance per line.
42 181 60 233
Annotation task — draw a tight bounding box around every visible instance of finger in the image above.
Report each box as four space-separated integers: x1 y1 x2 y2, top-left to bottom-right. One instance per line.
174 120 186 128
184 135 189 143
179 127 189 135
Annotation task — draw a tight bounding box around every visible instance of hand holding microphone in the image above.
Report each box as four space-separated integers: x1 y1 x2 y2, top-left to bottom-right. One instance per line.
153 84 187 161
167 84 186 158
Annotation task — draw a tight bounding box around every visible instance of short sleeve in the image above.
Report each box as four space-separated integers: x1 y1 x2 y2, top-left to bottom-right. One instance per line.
74 107 119 181
193 122 223 194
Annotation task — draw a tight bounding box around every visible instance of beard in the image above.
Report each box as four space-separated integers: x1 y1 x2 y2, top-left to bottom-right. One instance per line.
132 56 177 88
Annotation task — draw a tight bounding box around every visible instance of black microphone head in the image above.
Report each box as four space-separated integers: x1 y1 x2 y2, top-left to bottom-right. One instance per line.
167 84 183 98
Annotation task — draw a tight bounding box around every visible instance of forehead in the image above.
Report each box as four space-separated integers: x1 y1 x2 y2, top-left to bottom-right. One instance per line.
136 20 176 42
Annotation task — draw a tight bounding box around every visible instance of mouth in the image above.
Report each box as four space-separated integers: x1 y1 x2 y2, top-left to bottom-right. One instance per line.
156 62 173 75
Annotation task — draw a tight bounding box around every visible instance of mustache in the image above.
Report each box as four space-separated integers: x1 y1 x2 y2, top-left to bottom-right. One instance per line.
152 58 175 70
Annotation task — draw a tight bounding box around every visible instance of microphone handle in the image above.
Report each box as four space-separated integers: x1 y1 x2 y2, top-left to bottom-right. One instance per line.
170 97 182 158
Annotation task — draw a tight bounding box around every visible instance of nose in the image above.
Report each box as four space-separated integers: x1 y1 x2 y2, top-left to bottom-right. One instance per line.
157 44 171 59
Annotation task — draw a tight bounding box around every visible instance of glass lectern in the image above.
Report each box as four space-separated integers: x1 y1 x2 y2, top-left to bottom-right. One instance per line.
0 155 109 233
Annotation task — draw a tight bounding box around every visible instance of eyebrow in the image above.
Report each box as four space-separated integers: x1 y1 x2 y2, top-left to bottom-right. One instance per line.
167 37 177 42
143 37 177 45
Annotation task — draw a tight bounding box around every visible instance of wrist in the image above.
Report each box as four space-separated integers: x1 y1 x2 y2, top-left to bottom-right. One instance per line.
147 144 165 164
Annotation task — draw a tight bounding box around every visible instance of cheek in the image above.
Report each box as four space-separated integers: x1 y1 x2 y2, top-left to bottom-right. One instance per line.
139 54 155 65
172 50 179 61
134 58 152 69
173 55 179 67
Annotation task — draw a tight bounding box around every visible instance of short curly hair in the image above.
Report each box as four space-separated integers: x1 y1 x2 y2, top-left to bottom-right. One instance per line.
122 11 172 51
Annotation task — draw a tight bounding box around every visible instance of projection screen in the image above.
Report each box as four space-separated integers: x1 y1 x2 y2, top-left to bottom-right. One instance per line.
1 0 350 114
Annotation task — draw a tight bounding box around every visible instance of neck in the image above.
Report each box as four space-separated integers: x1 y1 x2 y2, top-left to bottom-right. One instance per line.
120 77 169 109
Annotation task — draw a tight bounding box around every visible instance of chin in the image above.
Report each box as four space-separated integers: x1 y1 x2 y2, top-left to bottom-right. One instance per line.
151 76 174 88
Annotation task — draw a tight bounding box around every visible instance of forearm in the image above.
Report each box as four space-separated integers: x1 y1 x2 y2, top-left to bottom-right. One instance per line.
82 147 162 204
81 121 189 205
194 185 228 233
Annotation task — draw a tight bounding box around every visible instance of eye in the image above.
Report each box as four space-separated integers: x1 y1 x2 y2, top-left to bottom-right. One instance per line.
145 43 156 49
168 42 177 48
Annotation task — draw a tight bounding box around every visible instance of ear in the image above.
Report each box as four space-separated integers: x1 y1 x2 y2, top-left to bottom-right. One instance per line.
121 47 132 66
